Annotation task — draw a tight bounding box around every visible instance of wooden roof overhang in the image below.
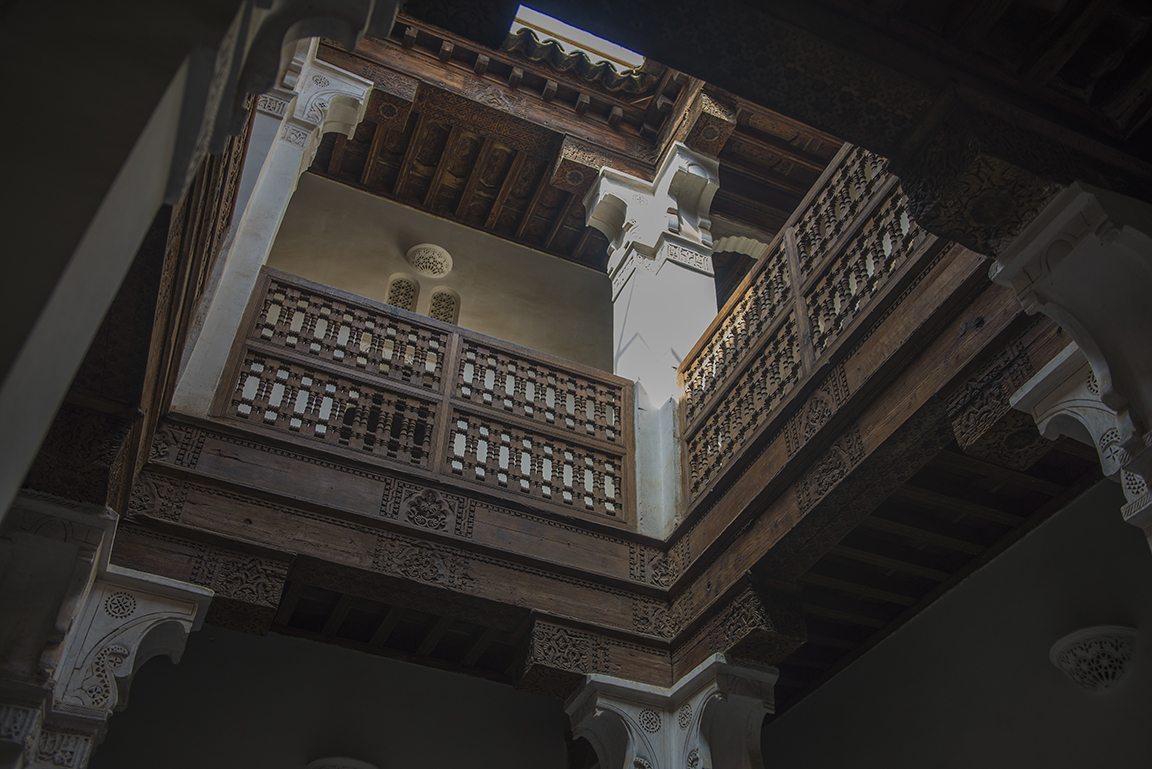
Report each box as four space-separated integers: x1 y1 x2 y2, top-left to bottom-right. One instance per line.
306 16 842 277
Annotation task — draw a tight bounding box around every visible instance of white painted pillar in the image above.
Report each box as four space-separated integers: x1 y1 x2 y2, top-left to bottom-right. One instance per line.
586 143 721 407
567 655 777 769
585 144 721 538
172 43 372 416
995 183 1152 551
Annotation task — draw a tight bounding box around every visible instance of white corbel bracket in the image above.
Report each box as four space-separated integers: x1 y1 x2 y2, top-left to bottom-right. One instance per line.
50 566 212 732
585 143 720 274
1012 342 1152 546
567 655 776 769
992 183 1152 447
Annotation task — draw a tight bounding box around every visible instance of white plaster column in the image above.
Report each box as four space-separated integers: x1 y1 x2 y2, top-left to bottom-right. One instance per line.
585 144 721 538
993 184 1152 550
586 143 721 407
566 655 777 769
172 42 372 416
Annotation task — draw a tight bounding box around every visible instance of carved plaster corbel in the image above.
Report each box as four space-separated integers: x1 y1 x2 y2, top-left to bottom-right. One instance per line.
991 183 1152 462
1011 343 1152 548
50 566 212 732
567 655 776 769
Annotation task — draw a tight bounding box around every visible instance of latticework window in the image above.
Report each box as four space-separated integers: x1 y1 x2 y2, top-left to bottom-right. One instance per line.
428 289 460 324
386 275 419 311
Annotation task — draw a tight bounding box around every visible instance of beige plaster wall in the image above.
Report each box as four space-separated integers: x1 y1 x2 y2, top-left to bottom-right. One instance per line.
267 173 613 370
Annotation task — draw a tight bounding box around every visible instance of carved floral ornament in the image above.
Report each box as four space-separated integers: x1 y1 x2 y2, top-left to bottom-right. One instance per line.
405 243 454 278
1049 626 1137 693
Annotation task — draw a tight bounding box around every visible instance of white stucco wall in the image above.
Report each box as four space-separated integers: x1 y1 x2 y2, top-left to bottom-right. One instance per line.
760 479 1152 768
266 174 614 371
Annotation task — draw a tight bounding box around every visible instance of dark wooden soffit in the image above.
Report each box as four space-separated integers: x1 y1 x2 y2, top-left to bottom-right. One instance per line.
309 18 841 273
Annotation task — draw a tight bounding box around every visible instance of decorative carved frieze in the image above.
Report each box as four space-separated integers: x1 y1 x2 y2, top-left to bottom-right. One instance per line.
515 619 611 698
684 93 737 157
794 426 867 515
783 364 851 458
946 331 1050 470
897 119 1063 257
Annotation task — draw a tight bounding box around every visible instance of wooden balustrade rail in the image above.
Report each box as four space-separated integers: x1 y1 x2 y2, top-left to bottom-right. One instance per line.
678 145 939 505
215 268 634 526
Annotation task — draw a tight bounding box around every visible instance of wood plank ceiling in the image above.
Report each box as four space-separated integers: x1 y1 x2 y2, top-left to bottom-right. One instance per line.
765 438 1101 718
307 16 841 279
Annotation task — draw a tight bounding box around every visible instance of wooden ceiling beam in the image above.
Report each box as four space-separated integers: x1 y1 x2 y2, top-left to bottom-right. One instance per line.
393 113 428 197
802 603 888 629
360 122 390 188
830 544 951 582
455 138 496 219
713 185 797 223
571 225 594 264
485 150 529 230
544 191 578 251
272 581 303 626
943 0 1014 44
928 450 1065 496
424 125 465 209
1021 0 1117 84
328 134 348 177
860 516 985 555
804 632 858 651
370 605 406 646
322 594 354 636
799 573 918 606
460 626 500 667
515 165 552 240
727 128 829 174
718 153 820 200
889 485 1024 527
417 616 454 656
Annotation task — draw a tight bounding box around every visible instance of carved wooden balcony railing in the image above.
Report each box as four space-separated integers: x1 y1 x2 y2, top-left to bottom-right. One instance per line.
679 145 939 505
216 269 634 525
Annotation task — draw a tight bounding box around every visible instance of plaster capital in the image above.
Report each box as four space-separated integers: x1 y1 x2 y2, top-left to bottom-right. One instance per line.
50 566 211 730
586 144 721 260
566 655 776 769
992 183 1152 435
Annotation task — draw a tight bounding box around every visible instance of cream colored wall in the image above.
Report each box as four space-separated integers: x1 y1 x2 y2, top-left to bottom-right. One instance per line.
266 174 614 370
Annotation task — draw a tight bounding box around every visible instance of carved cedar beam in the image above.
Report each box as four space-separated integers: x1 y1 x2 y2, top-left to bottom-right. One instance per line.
670 578 806 680
943 316 1066 470
424 125 465 207
392 112 428 197
360 122 390 187
110 521 293 635
484 150 528 229
514 616 671 697
455 137 497 219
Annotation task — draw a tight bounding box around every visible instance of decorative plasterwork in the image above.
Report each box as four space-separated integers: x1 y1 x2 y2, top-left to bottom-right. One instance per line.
51 566 211 727
1049 626 1137 693
405 243 454 278
586 142 720 293
1011 343 1152 546
567 655 776 769
998 183 1152 547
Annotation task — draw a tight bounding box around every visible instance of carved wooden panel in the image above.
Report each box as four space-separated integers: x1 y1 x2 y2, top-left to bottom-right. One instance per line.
806 187 929 356
794 148 889 283
680 241 792 429
446 410 625 518
255 276 449 392
221 269 633 525
685 314 802 498
455 339 624 445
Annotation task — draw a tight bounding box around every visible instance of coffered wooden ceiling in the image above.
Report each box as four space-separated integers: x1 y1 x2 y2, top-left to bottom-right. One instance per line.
307 16 842 275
